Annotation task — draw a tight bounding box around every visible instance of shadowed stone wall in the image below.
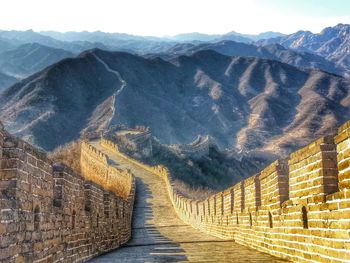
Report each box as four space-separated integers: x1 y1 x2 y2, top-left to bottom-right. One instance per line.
0 124 135 263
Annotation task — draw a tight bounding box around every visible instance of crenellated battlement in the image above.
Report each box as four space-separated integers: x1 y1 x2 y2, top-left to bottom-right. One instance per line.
259 159 289 211
101 137 120 152
80 141 134 198
335 122 350 191
0 124 135 263
170 135 213 158
81 141 108 164
100 119 350 263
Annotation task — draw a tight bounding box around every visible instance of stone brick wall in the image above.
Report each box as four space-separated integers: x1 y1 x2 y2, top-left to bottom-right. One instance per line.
170 135 213 159
101 120 350 262
80 141 134 198
0 124 135 263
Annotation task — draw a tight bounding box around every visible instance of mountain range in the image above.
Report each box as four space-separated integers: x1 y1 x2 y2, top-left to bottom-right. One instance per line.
1 49 349 160
146 40 346 76
0 71 17 92
0 24 349 162
0 30 111 54
0 24 349 72
0 43 73 78
257 23 350 75
0 29 285 56
40 30 285 43
168 31 285 43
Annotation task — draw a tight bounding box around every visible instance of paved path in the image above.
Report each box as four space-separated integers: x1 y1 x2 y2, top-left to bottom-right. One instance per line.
89 140 288 262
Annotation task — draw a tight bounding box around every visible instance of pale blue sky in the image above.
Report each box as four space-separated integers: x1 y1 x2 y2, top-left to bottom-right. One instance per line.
0 0 349 36
261 0 350 17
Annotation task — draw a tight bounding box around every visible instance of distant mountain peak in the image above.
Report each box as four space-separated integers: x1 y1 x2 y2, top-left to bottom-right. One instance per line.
255 24 350 71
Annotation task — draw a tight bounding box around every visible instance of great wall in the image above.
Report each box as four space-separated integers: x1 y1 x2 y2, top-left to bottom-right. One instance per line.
1 119 350 262
0 122 135 262
169 135 213 159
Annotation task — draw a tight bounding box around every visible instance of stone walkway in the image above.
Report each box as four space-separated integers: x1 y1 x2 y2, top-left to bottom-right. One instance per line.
89 140 288 262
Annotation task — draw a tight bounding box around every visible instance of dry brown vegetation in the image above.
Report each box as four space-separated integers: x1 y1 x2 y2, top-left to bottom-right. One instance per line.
173 179 214 200
48 140 81 174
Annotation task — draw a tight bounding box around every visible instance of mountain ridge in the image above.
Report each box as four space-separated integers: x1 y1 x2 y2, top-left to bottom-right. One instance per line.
256 23 350 72
0 71 17 92
1 49 349 160
0 43 74 78
146 40 346 76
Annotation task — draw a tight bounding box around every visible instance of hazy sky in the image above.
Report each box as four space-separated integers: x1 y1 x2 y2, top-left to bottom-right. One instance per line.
1 0 350 36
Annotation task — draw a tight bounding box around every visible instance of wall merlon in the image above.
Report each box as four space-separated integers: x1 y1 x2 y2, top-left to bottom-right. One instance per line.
336 122 350 192
243 174 261 212
259 159 289 210
258 159 287 180
233 181 245 212
336 119 350 135
243 174 258 187
221 188 232 215
289 135 338 202
289 136 335 165
81 141 108 165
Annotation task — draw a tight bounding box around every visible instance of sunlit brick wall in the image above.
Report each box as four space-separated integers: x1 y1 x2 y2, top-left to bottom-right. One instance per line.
101 119 350 263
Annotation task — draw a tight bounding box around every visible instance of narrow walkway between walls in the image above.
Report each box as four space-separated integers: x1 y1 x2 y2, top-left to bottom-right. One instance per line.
89 140 288 262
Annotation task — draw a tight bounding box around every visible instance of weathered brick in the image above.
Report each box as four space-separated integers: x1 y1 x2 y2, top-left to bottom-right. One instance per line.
0 128 135 263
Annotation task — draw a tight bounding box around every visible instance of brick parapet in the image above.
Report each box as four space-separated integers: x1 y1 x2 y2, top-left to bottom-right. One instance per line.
100 118 350 262
81 141 134 199
259 159 289 211
0 126 135 263
288 135 338 204
335 120 350 191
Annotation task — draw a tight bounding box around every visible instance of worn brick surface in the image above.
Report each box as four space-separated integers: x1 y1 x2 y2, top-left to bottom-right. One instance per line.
0 127 135 263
